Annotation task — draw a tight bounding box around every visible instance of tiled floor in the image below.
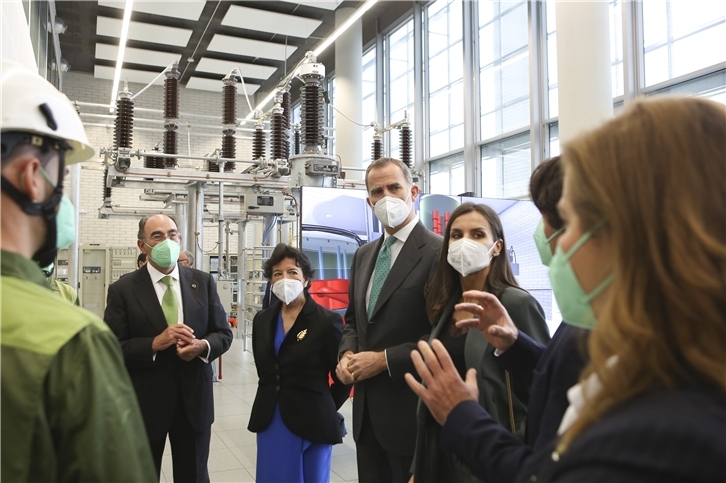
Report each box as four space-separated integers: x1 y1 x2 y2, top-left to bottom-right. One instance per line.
159 337 359 483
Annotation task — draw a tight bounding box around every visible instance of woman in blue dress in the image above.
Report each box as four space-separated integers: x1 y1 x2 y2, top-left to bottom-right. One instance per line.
248 244 351 482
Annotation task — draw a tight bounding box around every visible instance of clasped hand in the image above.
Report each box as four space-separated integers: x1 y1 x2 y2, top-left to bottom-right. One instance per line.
152 324 205 361
335 350 386 384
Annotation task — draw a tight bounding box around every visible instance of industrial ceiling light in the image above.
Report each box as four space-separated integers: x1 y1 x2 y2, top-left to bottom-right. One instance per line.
109 0 134 111
244 0 378 122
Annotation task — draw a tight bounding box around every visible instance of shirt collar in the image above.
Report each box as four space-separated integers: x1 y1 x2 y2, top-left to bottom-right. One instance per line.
146 262 180 285
384 214 419 245
0 250 48 288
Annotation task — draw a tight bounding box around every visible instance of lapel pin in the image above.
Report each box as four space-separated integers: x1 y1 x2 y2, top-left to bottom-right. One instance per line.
191 283 197 289
296 329 307 341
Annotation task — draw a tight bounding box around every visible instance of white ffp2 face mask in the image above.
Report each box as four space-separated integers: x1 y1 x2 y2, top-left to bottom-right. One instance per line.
373 192 411 229
272 278 305 305
447 238 498 277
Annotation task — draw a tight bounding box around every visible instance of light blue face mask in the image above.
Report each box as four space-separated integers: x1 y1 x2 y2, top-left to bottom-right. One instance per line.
40 167 76 250
533 218 564 267
548 224 612 330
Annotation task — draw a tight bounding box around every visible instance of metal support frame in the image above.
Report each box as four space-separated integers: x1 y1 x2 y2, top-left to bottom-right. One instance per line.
529 0 549 166
462 0 480 195
413 2 426 180
622 0 644 105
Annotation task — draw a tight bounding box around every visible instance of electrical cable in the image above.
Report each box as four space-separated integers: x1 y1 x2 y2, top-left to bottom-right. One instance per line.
130 62 174 101
328 101 369 127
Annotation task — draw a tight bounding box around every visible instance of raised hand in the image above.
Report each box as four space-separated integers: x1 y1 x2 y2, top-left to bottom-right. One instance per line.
405 339 478 425
455 290 519 352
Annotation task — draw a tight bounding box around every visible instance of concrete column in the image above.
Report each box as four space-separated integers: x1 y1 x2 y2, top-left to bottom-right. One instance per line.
335 7 363 179
555 0 613 143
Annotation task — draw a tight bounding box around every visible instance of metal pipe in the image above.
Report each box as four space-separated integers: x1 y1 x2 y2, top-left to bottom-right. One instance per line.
237 218 248 343
135 150 258 164
68 163 81 291
194 183 204 270
112 166 289 185
186 183 200 267
218 181 225 276
174 201 188 252
341 165 367 172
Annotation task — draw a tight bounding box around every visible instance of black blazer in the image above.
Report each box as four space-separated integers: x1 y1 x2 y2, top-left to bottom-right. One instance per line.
517 386 726 482
438 323 587 483
104 265 233 441
339 221 443 454
248 294 351 444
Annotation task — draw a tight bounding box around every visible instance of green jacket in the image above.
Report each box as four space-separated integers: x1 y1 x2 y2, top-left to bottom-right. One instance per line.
1 250 156 482
48 278 80 305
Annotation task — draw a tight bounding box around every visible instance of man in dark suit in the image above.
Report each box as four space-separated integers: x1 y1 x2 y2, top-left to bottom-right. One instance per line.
336 158 443 483
105 214 232 483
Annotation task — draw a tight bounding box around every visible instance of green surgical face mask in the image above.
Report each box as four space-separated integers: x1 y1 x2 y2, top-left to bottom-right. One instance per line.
533 218 564 267
39 166 76 250
145 238 181 269
548 224 612 330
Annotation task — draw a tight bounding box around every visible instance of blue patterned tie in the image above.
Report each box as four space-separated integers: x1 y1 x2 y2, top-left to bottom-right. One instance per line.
368 235 397 320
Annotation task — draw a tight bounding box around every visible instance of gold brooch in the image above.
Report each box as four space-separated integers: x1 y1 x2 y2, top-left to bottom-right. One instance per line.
296 329 307 341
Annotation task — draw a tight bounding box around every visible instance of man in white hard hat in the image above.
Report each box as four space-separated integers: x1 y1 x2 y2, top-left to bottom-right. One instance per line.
0 60 156 482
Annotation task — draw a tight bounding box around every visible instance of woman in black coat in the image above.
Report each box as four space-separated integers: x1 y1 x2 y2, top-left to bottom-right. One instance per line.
248 244 351 483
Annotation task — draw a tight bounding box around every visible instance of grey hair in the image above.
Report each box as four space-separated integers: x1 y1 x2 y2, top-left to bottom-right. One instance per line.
137 214 178 240
365 157 413 192
181 250 195 265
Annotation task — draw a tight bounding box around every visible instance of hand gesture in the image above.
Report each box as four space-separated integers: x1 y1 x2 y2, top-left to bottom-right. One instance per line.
152 324 195 352
405 339 478 425
455 290 519 352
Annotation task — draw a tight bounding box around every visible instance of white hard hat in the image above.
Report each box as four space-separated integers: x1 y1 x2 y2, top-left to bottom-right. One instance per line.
1 60 94 164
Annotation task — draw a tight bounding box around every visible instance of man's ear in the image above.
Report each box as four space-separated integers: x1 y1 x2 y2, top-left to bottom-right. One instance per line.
19 157 45 202
410 183 420 201
366 197 373 209
137 239 147 254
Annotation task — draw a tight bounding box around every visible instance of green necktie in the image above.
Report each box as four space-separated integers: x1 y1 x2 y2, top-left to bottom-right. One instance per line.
368 235 397 320
161 275 179 326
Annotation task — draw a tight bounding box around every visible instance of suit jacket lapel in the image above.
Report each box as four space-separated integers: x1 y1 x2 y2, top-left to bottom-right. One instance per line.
278 295 316 354
132 265 169 334
179 266 201 330
257 303 281 360
370 222 424 319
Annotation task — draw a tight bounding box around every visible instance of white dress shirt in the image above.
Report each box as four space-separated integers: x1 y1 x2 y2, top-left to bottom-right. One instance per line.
147 263 210 361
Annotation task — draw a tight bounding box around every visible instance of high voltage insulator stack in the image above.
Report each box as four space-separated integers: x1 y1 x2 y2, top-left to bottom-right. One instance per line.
270 102 286 160
113 89 133 152
110 84 134 202
293 125 301 155
299 60 325 154
400 122 412 168
281 88 291 158
163 65 180 168
217 75 237 172
145 145 165 169
252 121 266 161
372 134 383 162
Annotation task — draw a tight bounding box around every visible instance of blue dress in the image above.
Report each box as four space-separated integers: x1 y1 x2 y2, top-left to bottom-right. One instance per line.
256 312 333 483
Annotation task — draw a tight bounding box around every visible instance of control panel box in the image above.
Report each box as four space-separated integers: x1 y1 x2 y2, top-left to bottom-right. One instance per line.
244 194 285 214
